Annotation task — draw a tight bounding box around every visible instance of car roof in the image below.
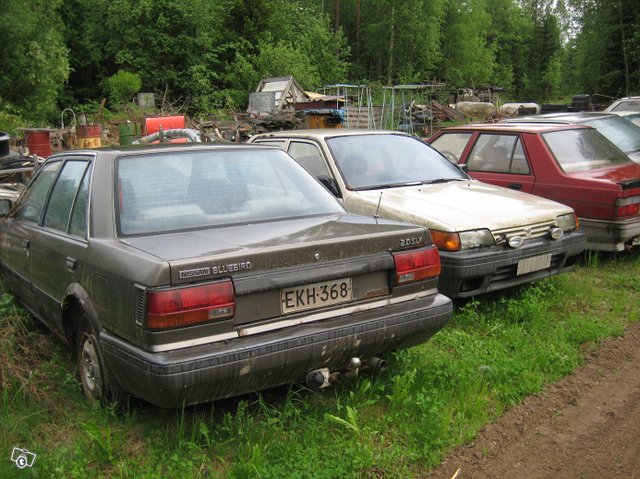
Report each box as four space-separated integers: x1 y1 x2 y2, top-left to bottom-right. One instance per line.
46 142 278 161
251 129 409 141
502 112 619 124
438 122 592 133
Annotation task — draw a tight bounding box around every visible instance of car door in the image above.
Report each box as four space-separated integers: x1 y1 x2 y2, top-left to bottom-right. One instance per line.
462 133 536 193
28 158 92 332
0 161 63 312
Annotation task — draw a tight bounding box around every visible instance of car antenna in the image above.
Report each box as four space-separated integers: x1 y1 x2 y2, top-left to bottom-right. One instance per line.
374 192 383 219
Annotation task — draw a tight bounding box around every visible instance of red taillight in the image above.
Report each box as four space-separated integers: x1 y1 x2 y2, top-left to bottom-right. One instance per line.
392 246 441 285
146 280 235 330
615 203 640 218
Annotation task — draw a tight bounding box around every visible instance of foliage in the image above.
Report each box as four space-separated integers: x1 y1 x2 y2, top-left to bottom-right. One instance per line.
567 0 640 97
0 0 69 125
105 71 142 108
1 0 639 124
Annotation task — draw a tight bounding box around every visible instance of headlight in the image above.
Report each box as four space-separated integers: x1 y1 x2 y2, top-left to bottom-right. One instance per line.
430 229 495 251
459 229 495 249
556 213 578 231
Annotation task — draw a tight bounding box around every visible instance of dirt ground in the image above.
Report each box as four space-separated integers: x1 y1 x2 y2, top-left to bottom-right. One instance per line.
425 321 640 479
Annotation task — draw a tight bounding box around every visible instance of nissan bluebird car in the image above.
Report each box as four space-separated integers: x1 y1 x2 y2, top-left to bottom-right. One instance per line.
0 144 452 408
428 123 640 251
249 130 585 299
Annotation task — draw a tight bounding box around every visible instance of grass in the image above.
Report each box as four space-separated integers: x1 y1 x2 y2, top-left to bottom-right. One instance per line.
0 250 638 478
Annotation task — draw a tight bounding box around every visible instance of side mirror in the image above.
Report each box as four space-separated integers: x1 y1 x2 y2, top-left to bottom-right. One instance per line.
0 199 14 216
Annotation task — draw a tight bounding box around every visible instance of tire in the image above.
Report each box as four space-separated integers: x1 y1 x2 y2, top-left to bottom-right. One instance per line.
76 321 126 405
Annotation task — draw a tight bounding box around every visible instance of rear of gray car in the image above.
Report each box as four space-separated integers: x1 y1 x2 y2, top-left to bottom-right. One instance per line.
0 145 451 407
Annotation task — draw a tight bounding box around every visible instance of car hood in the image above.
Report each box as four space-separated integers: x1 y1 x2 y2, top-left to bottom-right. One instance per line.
349 180 573 232
119 213 427 264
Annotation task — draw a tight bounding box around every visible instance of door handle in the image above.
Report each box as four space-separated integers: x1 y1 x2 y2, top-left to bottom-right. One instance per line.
65 257 77 271
508 183 522 190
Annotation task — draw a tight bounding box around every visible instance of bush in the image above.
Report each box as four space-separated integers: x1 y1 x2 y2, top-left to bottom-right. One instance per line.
105 71 142 108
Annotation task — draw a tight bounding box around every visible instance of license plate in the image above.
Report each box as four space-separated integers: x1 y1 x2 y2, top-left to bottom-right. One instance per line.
517 253 552 275
281 278 353 314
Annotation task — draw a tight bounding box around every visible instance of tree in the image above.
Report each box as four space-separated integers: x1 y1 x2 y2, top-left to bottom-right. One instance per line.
0 0 69 125
439 0 495 88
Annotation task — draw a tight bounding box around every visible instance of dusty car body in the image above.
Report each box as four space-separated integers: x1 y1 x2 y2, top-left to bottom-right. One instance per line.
502 112 640 164
249 130 585 298
428 123 640 252
0 144 452 408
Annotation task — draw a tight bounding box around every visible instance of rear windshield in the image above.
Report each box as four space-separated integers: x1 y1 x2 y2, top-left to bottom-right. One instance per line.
543 129 632 173
116 148 344 235
581 115 640 155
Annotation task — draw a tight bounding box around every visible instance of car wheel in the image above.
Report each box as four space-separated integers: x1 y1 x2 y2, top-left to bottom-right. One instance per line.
77 330 107 402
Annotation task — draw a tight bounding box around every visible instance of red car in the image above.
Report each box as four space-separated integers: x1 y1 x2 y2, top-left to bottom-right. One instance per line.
428 123 640 252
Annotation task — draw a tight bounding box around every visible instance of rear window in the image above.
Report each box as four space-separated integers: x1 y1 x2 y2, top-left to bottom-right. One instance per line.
116 148 344 235
543 129 631 173
581 115 640 155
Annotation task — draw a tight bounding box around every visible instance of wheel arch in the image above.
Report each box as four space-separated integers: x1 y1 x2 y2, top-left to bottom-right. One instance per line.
61 283 100 347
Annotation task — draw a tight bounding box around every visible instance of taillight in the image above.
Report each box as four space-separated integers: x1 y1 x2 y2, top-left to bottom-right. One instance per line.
146 280 235 330
615 196 640 218
392 246 441 285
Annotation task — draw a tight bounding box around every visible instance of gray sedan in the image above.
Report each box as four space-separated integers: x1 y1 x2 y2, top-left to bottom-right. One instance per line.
0 144 451 408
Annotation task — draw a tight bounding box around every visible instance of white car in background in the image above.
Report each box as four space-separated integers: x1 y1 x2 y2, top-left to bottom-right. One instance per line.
249 130 585 299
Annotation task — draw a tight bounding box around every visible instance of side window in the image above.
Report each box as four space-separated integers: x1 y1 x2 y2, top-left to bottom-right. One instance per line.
69 164 92 237
287 141 332 178
43 160 90 232
15 161 62 223
467 134 530 174
429 133 473 163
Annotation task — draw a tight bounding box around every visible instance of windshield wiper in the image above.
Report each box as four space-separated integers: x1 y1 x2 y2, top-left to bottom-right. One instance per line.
421 178 464 184
356 181 422 191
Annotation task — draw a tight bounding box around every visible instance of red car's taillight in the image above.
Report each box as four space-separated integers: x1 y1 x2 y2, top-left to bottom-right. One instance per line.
391 246 441 285
615 196 640 218
146 280 235 330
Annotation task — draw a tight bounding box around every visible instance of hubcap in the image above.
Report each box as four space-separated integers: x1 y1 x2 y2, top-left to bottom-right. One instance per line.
80 335 103 400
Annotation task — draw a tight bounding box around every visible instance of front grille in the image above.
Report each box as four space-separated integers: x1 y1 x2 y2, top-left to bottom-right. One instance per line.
492 220 556 245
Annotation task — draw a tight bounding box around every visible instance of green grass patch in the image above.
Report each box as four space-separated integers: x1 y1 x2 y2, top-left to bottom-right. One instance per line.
0 251 638 477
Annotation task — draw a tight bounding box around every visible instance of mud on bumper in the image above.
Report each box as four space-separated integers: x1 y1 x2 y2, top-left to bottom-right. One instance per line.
438 231 586 298
100 293 452 408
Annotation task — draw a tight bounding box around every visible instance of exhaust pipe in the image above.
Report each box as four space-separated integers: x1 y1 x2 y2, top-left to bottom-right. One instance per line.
367 357 388 371
306 368 330 389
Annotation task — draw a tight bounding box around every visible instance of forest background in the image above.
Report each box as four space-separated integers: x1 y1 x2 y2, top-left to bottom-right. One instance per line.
1 0 638 131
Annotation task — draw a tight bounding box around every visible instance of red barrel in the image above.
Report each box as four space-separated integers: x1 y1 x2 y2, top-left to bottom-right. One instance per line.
25 130 52 157
76 125 101 148
144 116 185 135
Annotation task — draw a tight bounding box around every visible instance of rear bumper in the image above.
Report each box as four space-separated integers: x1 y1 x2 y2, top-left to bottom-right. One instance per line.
100 293 452 408
579 217 640 252
438 231 586 298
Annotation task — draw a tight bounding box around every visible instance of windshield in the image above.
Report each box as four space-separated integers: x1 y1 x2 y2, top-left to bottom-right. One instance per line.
326 134 467 190
543 129 632 173
116 148 345 235
583 115 640 154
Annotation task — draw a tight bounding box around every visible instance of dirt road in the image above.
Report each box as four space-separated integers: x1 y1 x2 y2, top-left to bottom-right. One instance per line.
426 321 640 479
